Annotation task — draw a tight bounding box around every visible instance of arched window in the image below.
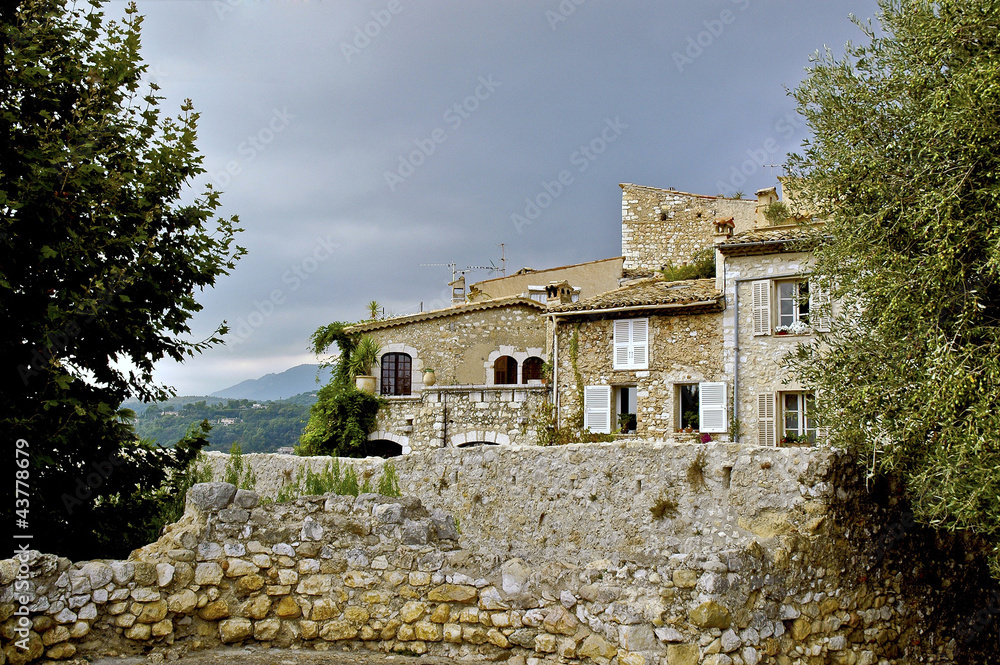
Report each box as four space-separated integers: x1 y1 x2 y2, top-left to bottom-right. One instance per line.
522 357 544 382
365 440 404 458
380 353 411 396
494 356 517 385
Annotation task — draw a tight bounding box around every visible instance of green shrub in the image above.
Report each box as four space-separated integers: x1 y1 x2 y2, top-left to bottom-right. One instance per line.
659 248 716 282
274 460 402 503
223 442 257 490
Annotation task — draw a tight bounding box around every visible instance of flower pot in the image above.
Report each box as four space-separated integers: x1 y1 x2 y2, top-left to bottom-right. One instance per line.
355 375 376 393
422 371 436 387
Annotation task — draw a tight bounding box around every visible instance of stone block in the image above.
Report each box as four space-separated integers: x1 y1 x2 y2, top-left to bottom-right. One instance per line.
443 623 463 643
233 488 260 509
45 642 77 660
275 596 301 619
137 600 168 624
198 599 230 621
428 584 477 603
225 558 258 577
188 483 237 511
243 594 271 620
579 633 618 660
689 601 731 629
254 618 281 641
672 569 699 588
194 563 223 586
414 621 443 642
619 624 659 652
151 618 173 637
666 643 701 665
543 605 578 635
219 618 252 643
124 622 152 641
320 620 358 641
310 598 338 621
430 603 451 623
344 606 370 624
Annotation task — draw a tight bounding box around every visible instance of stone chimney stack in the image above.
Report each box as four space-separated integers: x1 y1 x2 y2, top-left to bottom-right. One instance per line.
545 281 573 306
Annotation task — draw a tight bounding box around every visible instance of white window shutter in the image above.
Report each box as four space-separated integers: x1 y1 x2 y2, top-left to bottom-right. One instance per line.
757 393 775 446
631 318 649 369
698 382 727 433
809 279 832 332
583 386 612 434
613 320 630 370
752 280 771 336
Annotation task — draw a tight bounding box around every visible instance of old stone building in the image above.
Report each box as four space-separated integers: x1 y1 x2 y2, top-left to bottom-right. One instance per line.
339 180 825 453
548 279 728 440
343 298 548 453
717 223 831 447
619 183 756 279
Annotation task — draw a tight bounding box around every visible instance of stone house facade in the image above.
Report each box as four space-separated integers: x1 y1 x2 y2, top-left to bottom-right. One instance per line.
338 181 826 453
716 224 831 447
547 279 729 440
344 298 549 453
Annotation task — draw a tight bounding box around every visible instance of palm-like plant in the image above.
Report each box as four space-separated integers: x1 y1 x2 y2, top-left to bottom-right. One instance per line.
347 335 381 377
367 301 381 321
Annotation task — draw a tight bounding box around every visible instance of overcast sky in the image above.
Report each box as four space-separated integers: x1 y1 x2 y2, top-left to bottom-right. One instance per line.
126 0 881 396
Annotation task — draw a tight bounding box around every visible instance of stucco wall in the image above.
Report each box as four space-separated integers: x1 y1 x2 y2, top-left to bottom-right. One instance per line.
553 310 725 439
470 258 624 302
621 185 757 279
722 251 818 446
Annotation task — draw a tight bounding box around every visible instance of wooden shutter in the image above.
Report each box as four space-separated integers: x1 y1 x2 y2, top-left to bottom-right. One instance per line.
752 280 771 336
757 393 775 446
613 320 630 369
698 382 727 433
631 318 648 369
809 279 832 332
613 319 648 370
583 386 612 434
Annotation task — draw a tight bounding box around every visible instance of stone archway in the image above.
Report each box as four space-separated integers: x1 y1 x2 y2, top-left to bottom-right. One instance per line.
449 430 510 448
367 430 411 455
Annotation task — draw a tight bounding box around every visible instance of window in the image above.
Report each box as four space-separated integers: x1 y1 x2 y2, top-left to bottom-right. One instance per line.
615 385 637 433
757 391 816 445
776 280 809 328
527 287 547 303
613 318 648 370
781 392 816 444
584 385 612 434
752 277 831 336
677 384 699 429
380 353 411 396
675 382 728 433
522 357 544 382
494 356 518 384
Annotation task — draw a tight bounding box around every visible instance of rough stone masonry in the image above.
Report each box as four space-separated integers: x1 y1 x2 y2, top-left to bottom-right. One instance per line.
2 443 998 664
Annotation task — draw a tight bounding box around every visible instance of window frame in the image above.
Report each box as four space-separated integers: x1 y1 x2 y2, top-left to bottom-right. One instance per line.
379 352 412 396
674 382 727 433
780 391 816 444
583 385 612 434
494 355 518 385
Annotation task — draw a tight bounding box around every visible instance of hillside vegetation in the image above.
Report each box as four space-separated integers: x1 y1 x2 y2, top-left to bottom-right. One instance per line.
134 394 315 453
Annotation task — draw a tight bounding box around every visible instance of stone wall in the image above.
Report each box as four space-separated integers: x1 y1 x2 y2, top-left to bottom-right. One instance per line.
3 444 998 664
374 385 549 452
553 310 725 439
621 185 757 279
351 301 547 390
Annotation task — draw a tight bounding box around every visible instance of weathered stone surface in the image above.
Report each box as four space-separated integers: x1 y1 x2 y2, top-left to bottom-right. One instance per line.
242 594 271 620
666 643 701 665
414 621 442 642
619 624 660 652
136 599 168 624
81 562 113 589
151 618 174 637
543 605 578 635
156 563 175 587
400 601 427 623
167 589 197 614
188 483 237 511
690 601 732 629
501 558 530 594
296 574 332 595
443 623 463 643
428 584 477 603
41 625 70 645
124 622 151 641
275 596 301 619
320 620 358 641
45 641 77 660
219 618 252 643
344 606 370 624
579 633 618 660
534 632 558 653
672 569 699 588
194 563 224 586
198 599 230 621
254 617 281 640
233 489 260 509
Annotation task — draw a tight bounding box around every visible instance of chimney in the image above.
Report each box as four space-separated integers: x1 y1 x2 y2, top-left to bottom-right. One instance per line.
449 275 466 305
546 281 573 306
713 217 735 241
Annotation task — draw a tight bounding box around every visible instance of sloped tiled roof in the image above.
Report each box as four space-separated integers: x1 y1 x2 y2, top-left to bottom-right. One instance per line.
345 296 546 333
549 278 722 314
718 223 827 256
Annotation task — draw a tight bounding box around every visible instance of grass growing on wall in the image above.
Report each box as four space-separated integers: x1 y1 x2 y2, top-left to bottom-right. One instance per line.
273 459 402 503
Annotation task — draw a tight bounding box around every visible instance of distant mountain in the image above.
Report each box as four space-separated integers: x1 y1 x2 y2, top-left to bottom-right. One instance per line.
210 363 333 401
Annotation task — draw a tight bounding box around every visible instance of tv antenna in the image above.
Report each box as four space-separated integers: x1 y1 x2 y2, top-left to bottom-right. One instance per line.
464 243 507 278
419 262 458 282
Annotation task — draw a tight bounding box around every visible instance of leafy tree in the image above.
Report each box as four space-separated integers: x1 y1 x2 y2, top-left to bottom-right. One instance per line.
786 0 1000 572
1 0 244 558
298 322 384 457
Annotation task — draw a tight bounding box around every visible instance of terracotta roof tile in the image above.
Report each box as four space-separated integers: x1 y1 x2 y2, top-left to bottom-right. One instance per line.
718 223 827 255
550 278 721 314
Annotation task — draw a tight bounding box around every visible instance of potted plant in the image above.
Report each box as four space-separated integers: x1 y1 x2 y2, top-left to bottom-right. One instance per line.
617 412 636 434
348 335 381 393
422 367 436 386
